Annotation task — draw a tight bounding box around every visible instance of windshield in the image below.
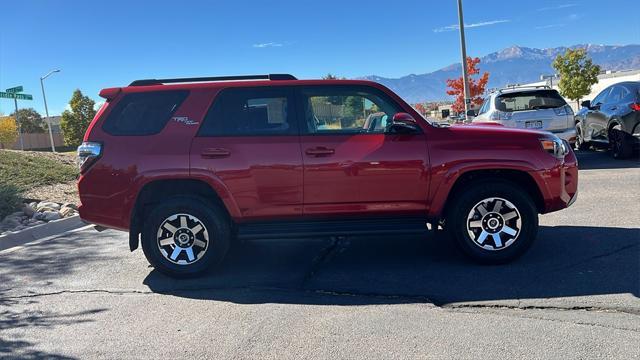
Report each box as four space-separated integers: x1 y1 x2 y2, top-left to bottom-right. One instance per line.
495 90 567 112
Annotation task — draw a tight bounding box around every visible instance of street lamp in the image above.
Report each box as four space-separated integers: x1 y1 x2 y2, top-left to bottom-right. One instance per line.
456 0 471 121
40 69 61 153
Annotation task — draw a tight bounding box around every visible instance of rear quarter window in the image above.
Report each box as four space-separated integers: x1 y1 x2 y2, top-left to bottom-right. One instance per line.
102 90 189 136
496 90 567 112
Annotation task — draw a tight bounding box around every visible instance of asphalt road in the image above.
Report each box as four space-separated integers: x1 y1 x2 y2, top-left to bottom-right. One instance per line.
1 150 639 359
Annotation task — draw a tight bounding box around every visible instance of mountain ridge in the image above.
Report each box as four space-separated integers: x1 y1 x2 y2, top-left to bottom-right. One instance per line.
360 44 640 103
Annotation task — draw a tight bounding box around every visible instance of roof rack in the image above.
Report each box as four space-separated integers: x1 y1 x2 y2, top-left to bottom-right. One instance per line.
129 74 297 86
499 84 552 92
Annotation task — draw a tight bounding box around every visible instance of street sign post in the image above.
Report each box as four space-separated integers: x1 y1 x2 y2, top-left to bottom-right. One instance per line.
2 86 33 151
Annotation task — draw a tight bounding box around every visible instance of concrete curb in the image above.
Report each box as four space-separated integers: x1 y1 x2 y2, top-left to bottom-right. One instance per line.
0 215 87 252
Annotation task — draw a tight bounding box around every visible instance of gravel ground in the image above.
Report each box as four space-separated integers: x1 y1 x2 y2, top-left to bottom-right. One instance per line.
23 182 79 205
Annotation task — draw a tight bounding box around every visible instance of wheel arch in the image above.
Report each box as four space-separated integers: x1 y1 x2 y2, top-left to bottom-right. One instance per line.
128 178 234 251
440 169 545 219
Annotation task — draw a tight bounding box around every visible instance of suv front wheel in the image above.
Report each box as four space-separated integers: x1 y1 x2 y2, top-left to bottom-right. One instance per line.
141 196 230 278
446 181 538 264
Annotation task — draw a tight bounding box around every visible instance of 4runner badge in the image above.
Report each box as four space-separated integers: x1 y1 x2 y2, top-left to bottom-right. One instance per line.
172 116 199 125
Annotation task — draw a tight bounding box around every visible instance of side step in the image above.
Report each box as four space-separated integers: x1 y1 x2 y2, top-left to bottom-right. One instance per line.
237 217 430 240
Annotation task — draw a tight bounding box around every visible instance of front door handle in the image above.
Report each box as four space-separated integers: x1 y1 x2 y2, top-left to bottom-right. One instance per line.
201 148 231 159
305 147 335 156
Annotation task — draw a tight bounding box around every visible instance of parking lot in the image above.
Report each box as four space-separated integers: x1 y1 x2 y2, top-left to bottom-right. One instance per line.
0 150 638 359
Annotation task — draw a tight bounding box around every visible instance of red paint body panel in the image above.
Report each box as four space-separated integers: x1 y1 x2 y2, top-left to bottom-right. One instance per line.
77 79 578 232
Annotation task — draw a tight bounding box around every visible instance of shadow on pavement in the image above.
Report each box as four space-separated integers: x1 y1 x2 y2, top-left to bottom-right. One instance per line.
576 149 640 170
0 289 106 359
144 225 640 306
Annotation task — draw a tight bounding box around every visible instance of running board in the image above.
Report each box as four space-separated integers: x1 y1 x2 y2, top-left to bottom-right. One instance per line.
237 217 430 240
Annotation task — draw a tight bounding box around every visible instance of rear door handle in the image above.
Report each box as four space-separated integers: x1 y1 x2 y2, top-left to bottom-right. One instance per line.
305 147 335 156
201 148 231 159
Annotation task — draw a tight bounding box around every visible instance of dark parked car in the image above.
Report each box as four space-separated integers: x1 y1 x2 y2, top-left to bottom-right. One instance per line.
77 74 578 278
575 81 640 158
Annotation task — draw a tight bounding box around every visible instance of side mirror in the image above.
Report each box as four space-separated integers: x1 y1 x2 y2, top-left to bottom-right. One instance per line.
466 109 476 117
581 100 591 109
389 112 418 134
392 112 417 124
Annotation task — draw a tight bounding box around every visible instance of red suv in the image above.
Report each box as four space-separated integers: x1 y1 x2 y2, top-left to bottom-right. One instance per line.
77 74 578 277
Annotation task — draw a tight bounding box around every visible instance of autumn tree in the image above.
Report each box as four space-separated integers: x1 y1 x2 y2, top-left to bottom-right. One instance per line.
60 90 96 147
552 48 600 104
446 57 490 113
0 116 18 149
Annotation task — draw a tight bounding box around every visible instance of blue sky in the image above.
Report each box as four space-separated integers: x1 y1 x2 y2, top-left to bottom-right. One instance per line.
1 0 638 115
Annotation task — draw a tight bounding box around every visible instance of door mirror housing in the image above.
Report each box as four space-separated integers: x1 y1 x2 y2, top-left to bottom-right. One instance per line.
392 112 417 124
581 100 591 109
466 109 476 117
388 112 419 134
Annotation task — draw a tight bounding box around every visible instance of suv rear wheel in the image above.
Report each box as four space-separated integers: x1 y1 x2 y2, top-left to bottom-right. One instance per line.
446 181 538 264
141 197 230 278
609 126 633 159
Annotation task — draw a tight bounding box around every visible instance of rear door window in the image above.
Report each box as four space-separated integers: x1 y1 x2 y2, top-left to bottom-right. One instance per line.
103 90 188 136
198 87 296 136
495 90 567 112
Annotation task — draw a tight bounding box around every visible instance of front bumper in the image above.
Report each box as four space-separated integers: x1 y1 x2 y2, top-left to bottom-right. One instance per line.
550 128 577 145
540 148 579 213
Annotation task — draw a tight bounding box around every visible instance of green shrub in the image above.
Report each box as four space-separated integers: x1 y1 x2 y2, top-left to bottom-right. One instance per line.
0 184 22 220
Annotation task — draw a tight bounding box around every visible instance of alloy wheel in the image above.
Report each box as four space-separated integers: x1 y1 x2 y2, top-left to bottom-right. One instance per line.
466 197 522 251
156 213 210 265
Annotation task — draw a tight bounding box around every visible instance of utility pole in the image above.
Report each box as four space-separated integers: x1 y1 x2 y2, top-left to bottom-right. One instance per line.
457 0 471 121
40 69 61 153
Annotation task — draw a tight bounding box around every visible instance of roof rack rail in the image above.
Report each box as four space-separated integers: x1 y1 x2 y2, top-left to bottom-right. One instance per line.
129 74 297 86
500 84 552 91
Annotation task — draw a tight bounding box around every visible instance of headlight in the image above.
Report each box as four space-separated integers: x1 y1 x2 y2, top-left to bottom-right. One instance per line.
539 137 569 159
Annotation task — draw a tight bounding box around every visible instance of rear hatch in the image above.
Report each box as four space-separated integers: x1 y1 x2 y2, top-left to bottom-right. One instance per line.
495 89 572 132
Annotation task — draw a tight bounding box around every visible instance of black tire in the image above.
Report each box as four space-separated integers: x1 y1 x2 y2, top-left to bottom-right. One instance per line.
141 196 231 278
609 126 633 159
575 122 590 151
446 181 538 264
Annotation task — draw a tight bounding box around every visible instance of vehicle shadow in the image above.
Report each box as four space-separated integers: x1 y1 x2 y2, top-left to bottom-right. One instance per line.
144 225 640 306
576 149 640 170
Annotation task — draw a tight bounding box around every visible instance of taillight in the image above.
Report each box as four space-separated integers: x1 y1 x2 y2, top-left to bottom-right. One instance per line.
77 142 102 173
630 103 640 111
553 105 574 116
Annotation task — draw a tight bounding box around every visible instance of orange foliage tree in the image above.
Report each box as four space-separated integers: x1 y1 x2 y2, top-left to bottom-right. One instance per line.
446 57 490 113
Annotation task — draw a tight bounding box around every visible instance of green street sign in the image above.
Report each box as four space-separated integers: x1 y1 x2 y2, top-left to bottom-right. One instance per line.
6 86 23 93
0 92 33 100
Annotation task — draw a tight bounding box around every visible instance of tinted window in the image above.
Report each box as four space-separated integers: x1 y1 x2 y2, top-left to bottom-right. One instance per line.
495 90 566 112
300 86 401 134
592 87 611 106
606 86 625 103
199 87 295 136
103 91 188 136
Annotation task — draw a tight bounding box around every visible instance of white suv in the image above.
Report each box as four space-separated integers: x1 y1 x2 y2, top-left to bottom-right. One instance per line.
473 86 576 145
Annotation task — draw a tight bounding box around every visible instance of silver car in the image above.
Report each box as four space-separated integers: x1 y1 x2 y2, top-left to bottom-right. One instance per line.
473 86 576 144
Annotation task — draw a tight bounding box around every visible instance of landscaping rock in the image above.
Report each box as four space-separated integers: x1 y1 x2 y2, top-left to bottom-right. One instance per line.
59 206 76 218
41 211 62 222
62 203 78 211
36 201 61 212
22 203 36 217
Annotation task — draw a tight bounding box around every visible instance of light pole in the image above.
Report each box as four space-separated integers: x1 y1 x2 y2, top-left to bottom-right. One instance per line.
40 69 60 152
456 0 471 121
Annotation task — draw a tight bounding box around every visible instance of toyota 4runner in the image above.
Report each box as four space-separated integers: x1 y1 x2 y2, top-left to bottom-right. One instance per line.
77 74 578 277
